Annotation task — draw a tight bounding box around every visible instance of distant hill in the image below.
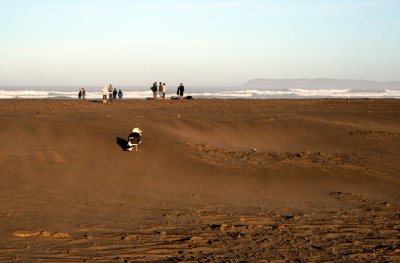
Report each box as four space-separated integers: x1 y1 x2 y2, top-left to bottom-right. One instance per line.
242 78 400 90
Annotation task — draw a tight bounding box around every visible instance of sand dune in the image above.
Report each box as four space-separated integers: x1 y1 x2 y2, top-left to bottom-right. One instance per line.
0 99 399 262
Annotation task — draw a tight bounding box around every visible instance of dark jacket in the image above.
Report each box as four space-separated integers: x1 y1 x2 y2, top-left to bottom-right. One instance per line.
177 85 184 95
128 132 142 145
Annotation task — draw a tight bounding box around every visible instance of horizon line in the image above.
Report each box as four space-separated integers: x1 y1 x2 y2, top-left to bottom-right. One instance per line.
2 77 400 88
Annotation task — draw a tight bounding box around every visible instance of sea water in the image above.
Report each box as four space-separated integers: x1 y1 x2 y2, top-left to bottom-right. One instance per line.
0 86 399 99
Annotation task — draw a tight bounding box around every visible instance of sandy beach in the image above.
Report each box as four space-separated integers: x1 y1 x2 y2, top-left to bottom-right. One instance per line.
0 98 400 262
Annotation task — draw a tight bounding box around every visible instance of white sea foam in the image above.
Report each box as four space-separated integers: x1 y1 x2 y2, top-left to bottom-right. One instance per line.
189 88 400 98
287 88 400 98
0 88 399 99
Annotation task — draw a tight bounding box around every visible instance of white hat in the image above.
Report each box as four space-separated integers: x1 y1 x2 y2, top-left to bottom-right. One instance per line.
132 127 142 134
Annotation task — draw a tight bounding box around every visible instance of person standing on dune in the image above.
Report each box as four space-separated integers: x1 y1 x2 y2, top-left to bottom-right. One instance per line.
158 82 164 99
113 88 117 100
150 82 157 99
102 85 108 102
82 88 86 100
177 83 184 99
162 83 167 99
108 84 113 102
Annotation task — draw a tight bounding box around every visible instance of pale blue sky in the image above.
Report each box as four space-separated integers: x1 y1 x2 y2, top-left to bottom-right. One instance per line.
1 0 399 86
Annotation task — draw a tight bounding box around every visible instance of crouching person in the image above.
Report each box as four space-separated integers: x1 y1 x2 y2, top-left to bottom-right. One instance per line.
127 128 142 151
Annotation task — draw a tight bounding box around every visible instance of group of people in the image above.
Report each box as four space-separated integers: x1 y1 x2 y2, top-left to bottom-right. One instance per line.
78 88 86 99
101 84 123 102
150 82 185 100
79 82 186 101
150 82 167 99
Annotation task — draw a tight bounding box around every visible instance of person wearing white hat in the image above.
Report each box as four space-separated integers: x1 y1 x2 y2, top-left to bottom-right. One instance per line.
127 128 142 151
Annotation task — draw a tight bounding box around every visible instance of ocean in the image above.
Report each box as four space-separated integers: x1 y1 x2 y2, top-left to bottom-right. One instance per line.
1 86 400 99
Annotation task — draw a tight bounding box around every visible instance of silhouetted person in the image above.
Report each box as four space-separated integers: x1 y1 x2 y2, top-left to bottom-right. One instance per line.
177 83 184 99
150 82 157 99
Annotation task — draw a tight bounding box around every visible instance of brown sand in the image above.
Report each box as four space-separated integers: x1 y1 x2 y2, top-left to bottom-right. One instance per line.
0 98 399 262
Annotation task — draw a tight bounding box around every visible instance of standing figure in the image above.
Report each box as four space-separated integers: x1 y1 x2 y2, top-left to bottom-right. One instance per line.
177 83 184 99
78 89 82 99
150 82 157 99
82 88 86 100
108 84 113 102
158 82 164 99
113 88 117 100
118 89 123 99
162 83 167 99
102 85 108 101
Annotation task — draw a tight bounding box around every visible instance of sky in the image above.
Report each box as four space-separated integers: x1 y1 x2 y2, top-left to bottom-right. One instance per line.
0 0 399 87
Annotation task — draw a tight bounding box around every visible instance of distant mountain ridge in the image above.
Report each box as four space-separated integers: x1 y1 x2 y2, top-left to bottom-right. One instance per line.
242 78 400 90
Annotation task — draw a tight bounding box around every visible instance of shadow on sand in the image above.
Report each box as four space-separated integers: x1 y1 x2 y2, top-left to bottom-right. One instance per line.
116 137 129 151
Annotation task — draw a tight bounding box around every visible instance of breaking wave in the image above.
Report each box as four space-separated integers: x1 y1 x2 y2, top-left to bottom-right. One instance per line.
0 88 399 99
